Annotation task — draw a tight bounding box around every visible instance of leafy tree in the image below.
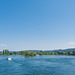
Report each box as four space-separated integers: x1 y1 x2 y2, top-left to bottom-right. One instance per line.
3 50 5 54
72 51 75 55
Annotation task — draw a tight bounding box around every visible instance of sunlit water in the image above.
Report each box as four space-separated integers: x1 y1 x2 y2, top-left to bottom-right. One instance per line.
0 55 75 75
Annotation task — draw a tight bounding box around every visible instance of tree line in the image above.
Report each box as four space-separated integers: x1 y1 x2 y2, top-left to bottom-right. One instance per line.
0 49 75 56
0 49 37 57
38 50 75 55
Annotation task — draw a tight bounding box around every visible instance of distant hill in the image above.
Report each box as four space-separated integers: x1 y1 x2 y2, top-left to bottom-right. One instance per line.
29 50 41 52
44 48 75 52
29 48 75 53
2 48 75 53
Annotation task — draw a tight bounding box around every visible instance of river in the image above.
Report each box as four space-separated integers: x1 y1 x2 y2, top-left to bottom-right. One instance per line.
0 55 75 75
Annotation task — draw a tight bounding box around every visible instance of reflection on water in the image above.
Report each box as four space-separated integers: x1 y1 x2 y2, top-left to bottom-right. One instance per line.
0 55 75 75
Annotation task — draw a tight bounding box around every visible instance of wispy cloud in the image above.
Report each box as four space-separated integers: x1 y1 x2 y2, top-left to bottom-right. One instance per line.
68 42 75 45
0 44 7 47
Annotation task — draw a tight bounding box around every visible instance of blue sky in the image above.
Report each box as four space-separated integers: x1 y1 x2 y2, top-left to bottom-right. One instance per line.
0 0 75 51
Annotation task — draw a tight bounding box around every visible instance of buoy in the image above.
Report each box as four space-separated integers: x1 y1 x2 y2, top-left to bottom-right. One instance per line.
7 57 11 61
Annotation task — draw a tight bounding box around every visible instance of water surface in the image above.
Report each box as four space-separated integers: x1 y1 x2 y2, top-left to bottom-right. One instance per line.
0 55 75 75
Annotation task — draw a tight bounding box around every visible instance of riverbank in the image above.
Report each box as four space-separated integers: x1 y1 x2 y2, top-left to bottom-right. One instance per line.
0 49 75 57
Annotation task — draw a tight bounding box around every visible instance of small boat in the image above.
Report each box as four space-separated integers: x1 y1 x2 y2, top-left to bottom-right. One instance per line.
7 57 11 61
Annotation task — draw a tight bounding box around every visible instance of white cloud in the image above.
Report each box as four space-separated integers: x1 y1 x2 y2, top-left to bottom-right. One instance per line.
68 42 75 45
0 44 7 47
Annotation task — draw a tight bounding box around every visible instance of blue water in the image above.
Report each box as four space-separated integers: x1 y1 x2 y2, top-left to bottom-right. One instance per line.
0 55 75 75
